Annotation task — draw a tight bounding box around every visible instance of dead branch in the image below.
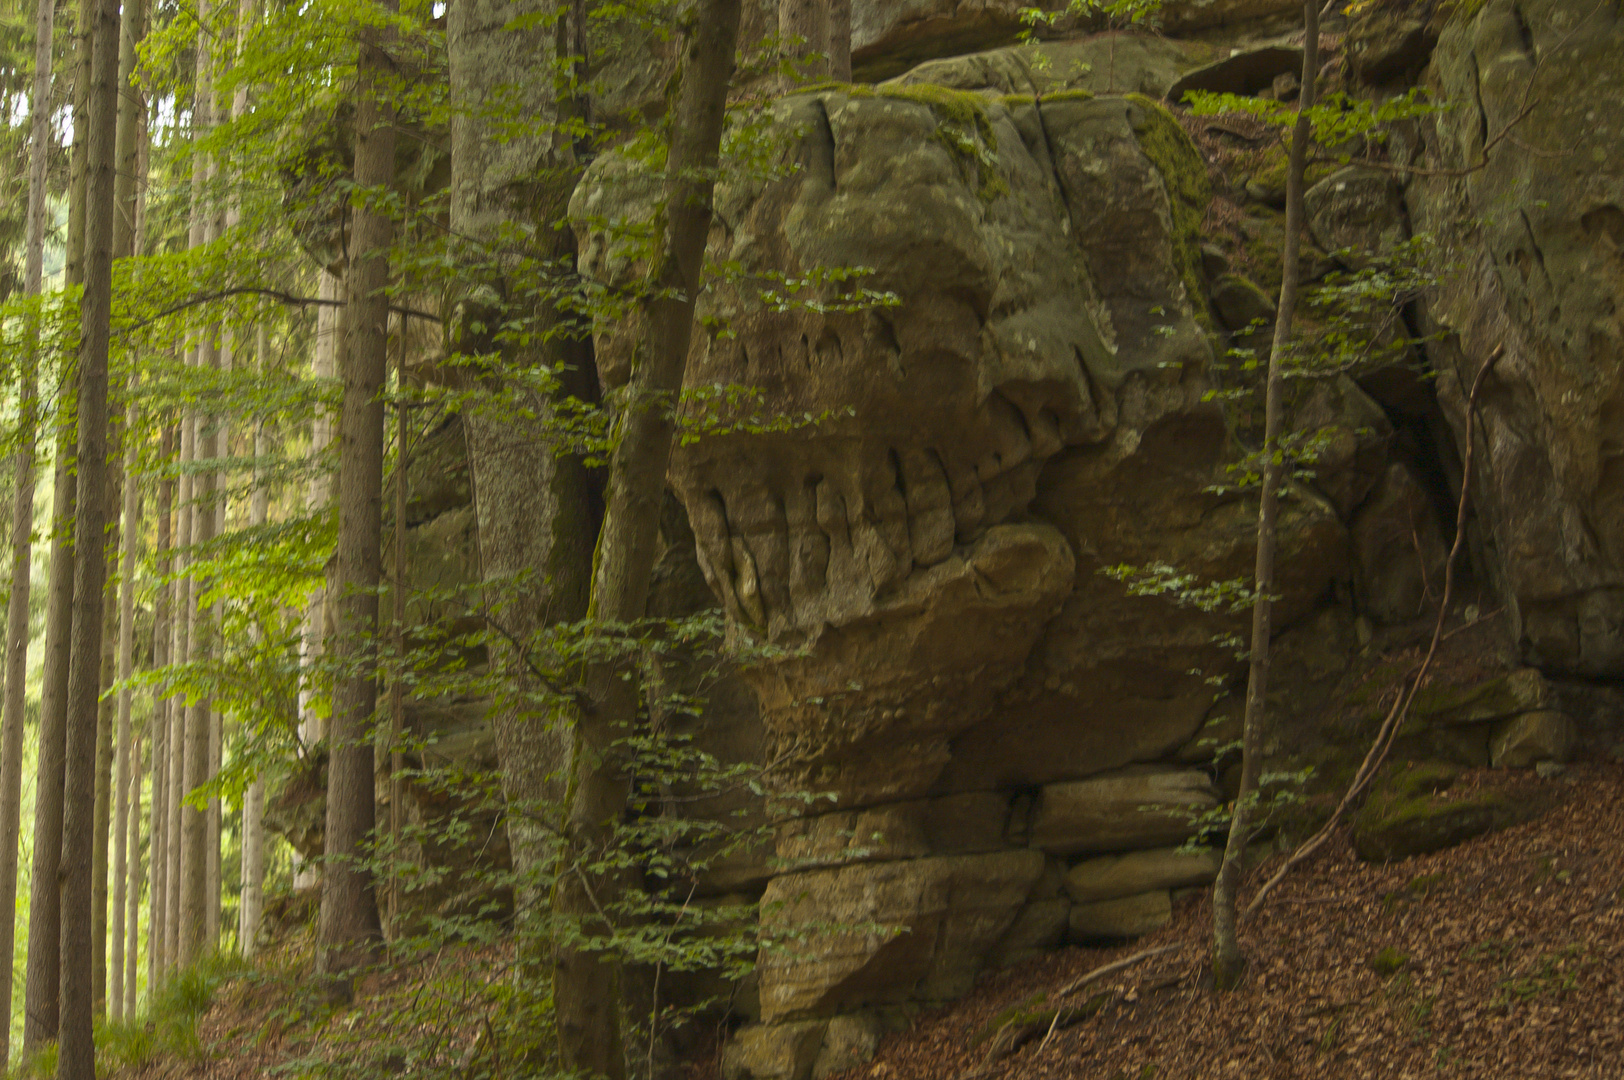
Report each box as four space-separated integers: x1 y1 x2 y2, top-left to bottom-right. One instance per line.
1245 344 1502 918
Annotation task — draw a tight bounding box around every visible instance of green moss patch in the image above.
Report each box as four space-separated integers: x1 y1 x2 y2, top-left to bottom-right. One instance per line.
877 84 1009 204
1125 94 1213 330
1353 762 1541 862
1371 946 1409 977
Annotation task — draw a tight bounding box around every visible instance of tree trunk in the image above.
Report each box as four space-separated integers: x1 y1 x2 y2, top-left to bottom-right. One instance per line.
93 414 124 1018
148 423 174 989
111 402 141 1020
239 322 269 957
554 6 740 1076
124 729 142 1015
24 0 92 1044
316 5 395 987
165 402 190 971
779 0 827 83
58 0 121 1064
0 0 56 1064
1211 0 1319 992
177 1 215 967
446 0 597 967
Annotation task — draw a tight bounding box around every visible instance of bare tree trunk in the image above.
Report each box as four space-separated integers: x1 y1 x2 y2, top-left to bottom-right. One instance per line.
295 272 339 893
93 412 124 1018
148 423 174 989
58 0 121 1063
0 0 57 1063
239 320 269 956
125 729 142 1015
24 0 93 1044
555 6 740 1076
778 0 827 83
111 402 141 1020
165 401 191 973
316 5 395 988
177 1 215 967
1211 0 1318 992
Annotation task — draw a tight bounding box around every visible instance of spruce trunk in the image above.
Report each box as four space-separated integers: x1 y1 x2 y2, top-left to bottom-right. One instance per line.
555 6 740 1076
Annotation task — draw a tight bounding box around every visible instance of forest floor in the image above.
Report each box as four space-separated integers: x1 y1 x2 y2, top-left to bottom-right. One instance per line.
826 761 1624 1080
106 761 1624 1080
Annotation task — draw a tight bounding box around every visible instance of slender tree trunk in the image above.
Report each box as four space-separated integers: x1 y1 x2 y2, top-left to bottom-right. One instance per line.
295 272 339 893
111 402 141 1020
167 396 193 972
1211 0 1319 992
124 729 142 1015
239 324 269 956
555 7 740 1076
178 3 215 966
0 0 57 1064
24 0 93 1044
58 0 121 1064
92 414 124 1018
316 3 396 988
148 423 174 988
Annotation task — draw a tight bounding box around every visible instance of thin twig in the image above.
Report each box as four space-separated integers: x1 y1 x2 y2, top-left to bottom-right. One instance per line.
1051 944 1180 1000
1246 344 1502 918
118 285 439 333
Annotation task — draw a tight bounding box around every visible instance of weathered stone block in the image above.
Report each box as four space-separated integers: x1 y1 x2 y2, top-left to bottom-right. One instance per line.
812 1014 887 1080
1068 890 1172 942
1028 768 1218 855
1063 846 1222 903
1491 710 1575 769
722 1021 828 1080
758 850 1044 1020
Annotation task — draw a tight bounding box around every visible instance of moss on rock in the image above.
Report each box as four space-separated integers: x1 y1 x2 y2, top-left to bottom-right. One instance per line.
1125 93 1213 329
1352 761 1538 862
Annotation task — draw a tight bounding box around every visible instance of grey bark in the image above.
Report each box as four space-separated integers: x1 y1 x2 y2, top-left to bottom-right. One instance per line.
58 0 121 1063
147 424 174 988
555 5 740 1076
111 404 141 1020
24 0 91 1043
779 0 828 83
0 0 56 1064
1211 0 1319 992
316 7 395 987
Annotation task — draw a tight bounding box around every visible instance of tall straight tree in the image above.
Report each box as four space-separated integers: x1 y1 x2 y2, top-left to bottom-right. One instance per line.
553 4 740 1075
148 423 175 986
1210 0 1319 990
91 384 125 1016
25 0 94 1042
111 401 141 1019
58 0 123 1061
239 322 270 956
178 0 216 964
0 0 57 1064
316 0 396 988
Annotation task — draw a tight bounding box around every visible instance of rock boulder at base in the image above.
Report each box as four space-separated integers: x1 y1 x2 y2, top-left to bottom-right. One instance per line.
723 1021 829 1080
1352 761 1539 862
1350 463 1449 625
1029 768 1219 855
1305 166 1410 269
1063 846 1223 903
1068 890 1172 942
1491 710 1576 768
812 1014 888 1080
758 850 1045 1020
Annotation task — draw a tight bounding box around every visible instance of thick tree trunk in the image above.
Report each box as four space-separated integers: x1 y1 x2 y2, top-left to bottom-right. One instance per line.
24 0 93 1044
779 0 827 83
0 0 56 1064
58 0 121 1065
1211 0 1319 992
829 0 851 81
316 6 395 987
446 0 596 962
554 6 740 1076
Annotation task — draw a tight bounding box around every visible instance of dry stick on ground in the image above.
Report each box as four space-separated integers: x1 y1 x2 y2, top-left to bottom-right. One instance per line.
1245 345 1503 919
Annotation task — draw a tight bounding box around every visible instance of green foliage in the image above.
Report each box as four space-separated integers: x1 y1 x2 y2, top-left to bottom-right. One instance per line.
1370 945 1409 977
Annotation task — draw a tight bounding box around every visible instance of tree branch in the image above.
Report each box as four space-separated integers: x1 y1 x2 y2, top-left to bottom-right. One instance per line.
119 285 440 333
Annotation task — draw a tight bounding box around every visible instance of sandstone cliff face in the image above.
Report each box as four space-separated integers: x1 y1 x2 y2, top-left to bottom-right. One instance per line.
308 0 1624 1074
1407 0 1624 677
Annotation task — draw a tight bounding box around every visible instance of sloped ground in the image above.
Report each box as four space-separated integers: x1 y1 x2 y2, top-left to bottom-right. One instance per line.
111 763 1624 1079
830 763 1624 1080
